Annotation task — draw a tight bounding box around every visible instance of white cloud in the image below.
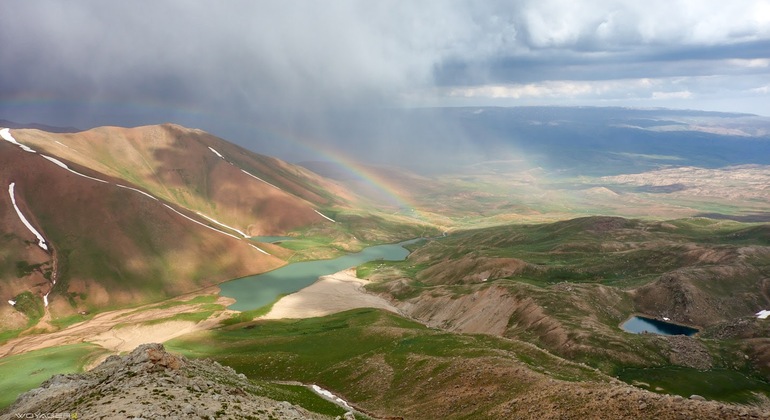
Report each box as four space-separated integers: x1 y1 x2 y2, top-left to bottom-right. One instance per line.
447 78 668 100
514 0 770 47
728 59 770 68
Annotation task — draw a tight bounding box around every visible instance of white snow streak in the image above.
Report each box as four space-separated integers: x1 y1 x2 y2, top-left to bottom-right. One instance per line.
1 128 106 185
116 184 159 201
249 244 270 255
208 146 225 159
163 205 269 256
8 183 48 251
162 204 241 241
8 300 16 306
756 310 770 319
0 128 36 153
196 212 249 238
313 209 336 223
41 154 69 169
43 292 49 307
66 169 109 184
311 385 353 410
54 140 73 150
240 169 281 190
40 154 109 183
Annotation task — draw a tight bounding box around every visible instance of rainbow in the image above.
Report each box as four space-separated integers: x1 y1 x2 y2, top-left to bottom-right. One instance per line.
247 123 418 212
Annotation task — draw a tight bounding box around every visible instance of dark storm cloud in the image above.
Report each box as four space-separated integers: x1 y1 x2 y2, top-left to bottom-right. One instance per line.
1 0 769 162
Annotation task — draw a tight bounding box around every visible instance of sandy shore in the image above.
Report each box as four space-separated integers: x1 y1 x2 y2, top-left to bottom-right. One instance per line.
261 268 399 319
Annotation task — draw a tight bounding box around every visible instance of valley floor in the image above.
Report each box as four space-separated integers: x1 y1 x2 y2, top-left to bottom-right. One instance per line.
1 267 406 363
0 288 235 363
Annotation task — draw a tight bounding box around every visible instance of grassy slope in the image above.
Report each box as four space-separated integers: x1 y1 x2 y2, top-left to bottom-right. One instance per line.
0 343 109 409
357 216 770 399
167 308 606 419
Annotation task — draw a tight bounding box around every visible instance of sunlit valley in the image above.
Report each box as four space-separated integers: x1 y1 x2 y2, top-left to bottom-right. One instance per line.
1 107 770 418
3 2 770 419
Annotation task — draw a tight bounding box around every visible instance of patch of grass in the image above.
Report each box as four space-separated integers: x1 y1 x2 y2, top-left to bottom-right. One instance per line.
219 296 283 327
259 383 353 417
11 291 44 327
15 260 44 278
138 311 216 326
0 343 108 409
616 365 770 404
277 237 335 251
0 329 23 345
49 312 95 330
120 294 223 317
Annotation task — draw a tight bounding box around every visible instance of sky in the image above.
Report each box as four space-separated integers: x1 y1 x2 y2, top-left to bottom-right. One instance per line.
1 0 769 162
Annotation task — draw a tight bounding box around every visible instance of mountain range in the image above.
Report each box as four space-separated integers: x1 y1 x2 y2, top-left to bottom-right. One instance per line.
2 108 770 418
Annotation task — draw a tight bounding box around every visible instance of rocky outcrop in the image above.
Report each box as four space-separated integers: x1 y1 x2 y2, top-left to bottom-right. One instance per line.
1 343 331 420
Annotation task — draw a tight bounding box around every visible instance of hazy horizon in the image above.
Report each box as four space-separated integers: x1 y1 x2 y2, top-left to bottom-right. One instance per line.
1 1 769 168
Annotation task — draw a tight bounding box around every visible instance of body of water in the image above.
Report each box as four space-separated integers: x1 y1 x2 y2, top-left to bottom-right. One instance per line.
220 239 419 311
621 315 698 336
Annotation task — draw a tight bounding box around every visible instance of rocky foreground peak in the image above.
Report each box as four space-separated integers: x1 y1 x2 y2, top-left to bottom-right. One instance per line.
1 344 332 420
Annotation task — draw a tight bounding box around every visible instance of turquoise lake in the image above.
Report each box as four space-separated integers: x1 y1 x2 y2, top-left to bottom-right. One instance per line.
621 315 698 336
219 239 419 311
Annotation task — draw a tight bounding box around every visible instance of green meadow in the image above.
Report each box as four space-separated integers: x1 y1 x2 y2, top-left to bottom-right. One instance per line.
0 343 108 409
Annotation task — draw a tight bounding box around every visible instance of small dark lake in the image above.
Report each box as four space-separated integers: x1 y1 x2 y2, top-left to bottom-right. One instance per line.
621 315 698 336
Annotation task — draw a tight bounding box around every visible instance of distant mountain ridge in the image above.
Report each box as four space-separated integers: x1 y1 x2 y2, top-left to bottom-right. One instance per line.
316 106 770 176
0 119 80 133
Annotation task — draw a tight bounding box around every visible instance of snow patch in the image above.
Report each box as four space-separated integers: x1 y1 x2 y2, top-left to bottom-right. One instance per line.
8 182 48 251
41 154 109 183
66 168 109 184
208 146 225 159
311 385 353 410
163 204 241 241
8 300 16 306
240 169 281 190
663 317 670 321
0 128 36 153
43 293 49 307
196 212 249 238
249 244 270 255
41 154 69 169
756 310 770 319
116 184 159 201
313 209 336 223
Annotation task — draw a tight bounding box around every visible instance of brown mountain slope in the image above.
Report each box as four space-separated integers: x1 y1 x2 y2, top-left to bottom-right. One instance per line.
13 124 352 235
0 133 285 327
